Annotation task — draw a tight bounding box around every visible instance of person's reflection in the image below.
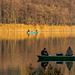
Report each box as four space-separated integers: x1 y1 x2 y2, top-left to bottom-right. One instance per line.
66 62 73 71
41 62 48 69
28 34 30 36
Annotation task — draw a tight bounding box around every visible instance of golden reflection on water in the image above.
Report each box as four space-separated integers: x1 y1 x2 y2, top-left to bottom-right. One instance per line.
0 32 75 75
0 32 75 40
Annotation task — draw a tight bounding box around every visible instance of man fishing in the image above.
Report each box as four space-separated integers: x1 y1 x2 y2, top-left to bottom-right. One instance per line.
66 47 73 56
41 48 48 56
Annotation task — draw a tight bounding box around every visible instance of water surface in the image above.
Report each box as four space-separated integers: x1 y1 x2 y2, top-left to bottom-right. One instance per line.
0 32 75 75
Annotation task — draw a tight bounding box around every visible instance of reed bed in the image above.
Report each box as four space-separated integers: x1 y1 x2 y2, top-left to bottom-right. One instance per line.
0 24 75 32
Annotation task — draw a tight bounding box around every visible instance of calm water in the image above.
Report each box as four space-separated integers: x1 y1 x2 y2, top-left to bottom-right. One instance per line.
0 32 75 75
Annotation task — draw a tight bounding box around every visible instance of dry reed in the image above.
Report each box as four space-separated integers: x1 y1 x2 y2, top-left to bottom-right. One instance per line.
0 24 75 32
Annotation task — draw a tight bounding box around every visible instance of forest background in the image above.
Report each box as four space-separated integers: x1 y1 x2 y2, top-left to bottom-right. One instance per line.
0 0 75 31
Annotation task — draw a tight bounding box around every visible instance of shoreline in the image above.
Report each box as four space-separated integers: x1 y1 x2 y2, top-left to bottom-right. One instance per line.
0 24 75 32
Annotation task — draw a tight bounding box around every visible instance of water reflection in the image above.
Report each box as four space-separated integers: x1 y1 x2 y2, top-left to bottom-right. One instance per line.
0 32 75 75
38 62 73 75
0 32 75 40
66 62 73 71
41 62 73 71
29 62 63 75
56 62 63 64
41 62 49 69
0 68 21 75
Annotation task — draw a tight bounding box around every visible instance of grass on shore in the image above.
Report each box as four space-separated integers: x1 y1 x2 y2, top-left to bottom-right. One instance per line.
0 24 75 32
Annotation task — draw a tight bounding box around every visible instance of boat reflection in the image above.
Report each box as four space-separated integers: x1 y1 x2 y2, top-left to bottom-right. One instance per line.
28 62 73 75
40 62 63 75
28 62 63 75
56 62 63 64
40 62 73 71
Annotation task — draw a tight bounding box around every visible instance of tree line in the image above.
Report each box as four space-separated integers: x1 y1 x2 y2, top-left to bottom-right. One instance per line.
0 0 75 25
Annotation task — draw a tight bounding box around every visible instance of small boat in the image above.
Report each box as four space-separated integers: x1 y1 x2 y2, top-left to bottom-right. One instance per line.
37 55 75 62
27 31 38 34
27 30 38 34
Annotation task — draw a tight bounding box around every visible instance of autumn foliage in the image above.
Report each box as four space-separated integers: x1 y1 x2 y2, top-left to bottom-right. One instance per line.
0 0 75 25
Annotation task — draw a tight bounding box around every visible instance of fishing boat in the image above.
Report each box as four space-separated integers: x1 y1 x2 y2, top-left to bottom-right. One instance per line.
37 55 75 62
27 31 38 34
27 30 38 34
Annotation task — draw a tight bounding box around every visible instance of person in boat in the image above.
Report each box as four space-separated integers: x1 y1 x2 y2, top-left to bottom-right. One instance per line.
66 47 73 56
36 30 38 32
28 30 30 32
41 48 48 56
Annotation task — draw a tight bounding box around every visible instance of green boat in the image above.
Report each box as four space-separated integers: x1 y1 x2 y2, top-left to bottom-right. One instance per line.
27 31 38 34
37 55 75 62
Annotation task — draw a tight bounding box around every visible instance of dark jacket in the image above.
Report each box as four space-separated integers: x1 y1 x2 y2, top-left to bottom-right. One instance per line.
66 48 73 56
41 50 48 55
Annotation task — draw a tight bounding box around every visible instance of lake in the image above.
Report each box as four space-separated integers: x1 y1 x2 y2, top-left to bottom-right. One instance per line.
0 32 75 75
